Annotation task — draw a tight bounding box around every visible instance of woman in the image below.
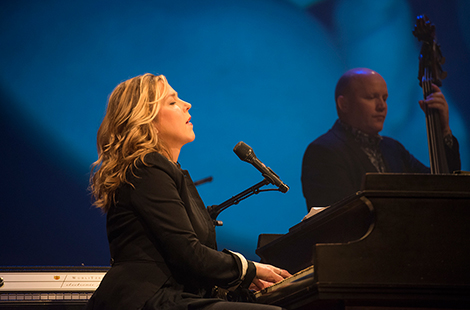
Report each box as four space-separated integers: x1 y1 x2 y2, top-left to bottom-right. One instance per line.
87 73 290 310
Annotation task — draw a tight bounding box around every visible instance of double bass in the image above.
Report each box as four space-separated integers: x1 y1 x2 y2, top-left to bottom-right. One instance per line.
413 15 449 173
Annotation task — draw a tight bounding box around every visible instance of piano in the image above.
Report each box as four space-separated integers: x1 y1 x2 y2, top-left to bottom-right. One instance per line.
0 266 109 309
255 173 470 309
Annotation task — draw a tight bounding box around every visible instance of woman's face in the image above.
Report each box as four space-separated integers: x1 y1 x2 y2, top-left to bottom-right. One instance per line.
154 83 195 151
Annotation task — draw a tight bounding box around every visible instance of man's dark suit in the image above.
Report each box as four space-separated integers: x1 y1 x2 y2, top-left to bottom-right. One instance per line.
301 120 461 210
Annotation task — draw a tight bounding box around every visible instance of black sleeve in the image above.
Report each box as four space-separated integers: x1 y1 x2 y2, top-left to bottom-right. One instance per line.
240 261 256 288
445 135 461 172
301 143 358 210
129 161 244 288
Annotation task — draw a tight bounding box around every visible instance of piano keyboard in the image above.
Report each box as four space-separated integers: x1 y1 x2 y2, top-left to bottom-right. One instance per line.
0 266 108 305
254 265 314 298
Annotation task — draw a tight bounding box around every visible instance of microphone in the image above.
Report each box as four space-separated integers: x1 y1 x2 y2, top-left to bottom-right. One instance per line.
233 141 289 193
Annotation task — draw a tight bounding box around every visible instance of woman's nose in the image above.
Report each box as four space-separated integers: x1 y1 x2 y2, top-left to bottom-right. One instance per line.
183 100 191 111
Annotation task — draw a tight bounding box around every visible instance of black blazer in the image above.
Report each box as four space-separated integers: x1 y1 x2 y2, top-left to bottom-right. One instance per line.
301 120 461 210
87 152 253 310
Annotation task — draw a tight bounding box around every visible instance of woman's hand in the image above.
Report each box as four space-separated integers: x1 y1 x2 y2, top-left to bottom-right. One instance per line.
249 262 291 291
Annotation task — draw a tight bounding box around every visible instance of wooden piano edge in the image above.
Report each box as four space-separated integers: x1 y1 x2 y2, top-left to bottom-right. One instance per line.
257 281 470 310
256 275 322 309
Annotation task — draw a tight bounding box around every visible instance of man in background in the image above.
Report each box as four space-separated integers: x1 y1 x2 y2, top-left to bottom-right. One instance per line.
301 68 460 211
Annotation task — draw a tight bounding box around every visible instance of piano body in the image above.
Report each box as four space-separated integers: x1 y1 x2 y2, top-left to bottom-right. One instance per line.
256 173 470 309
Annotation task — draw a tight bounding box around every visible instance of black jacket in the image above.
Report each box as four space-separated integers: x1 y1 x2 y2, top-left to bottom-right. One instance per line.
301 120 461 210
87 152 254 310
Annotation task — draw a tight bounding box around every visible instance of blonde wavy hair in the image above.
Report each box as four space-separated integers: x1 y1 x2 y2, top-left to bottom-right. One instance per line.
90 73 171 212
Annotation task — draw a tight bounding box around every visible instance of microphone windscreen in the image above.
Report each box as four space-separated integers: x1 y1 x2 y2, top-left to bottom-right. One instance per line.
233 141 252 162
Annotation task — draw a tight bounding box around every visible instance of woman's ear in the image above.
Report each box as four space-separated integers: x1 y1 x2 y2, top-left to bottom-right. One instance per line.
152 119 159 133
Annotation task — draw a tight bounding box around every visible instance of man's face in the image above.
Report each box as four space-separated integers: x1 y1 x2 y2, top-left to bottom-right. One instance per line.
341 72 388 135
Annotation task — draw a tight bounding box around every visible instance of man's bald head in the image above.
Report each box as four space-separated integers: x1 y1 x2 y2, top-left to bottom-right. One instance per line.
334 68 388 135
335 68 381 104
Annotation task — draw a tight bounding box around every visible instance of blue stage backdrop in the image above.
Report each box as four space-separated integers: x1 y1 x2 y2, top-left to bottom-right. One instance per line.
1 0 469 266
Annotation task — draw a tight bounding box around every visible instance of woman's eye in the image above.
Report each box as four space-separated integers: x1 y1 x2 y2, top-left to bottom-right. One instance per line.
169 102 176 105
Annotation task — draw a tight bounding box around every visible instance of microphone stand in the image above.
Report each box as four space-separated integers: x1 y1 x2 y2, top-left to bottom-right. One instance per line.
208 178 280 226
